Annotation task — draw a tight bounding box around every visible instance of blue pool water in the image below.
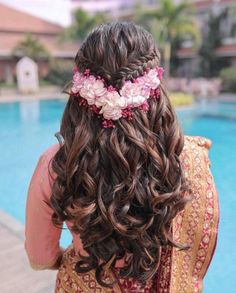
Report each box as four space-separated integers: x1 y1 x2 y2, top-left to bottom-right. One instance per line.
0 99 235 292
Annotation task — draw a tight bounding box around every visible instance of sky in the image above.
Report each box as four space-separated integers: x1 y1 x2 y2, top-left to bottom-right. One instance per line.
0 0 72 26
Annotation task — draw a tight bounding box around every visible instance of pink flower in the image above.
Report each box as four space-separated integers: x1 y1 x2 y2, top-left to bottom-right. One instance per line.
80 76 107 105
71 72 86 94
141 85 151 99
122 108 133 119
120 81 147 107
107 91 127 108
157 67 164 80
79 76 96 104
116 95 128 108
92 79 107 97
139 102 149 112
102 119 115 128
120 81 141 98
144 69 161 89
95 91 119 108
95 95 107 108
71 66 162 123
99 104 122 120
73 66 78 74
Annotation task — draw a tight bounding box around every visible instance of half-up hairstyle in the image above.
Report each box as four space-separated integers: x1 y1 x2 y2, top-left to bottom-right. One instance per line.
50 22 190 288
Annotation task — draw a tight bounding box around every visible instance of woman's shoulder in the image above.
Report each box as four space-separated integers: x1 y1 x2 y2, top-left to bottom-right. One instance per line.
184 135 212 150
32 144 60 186
35 144 60 179
40 143 60 161
180 135 212 170
183 135 212 150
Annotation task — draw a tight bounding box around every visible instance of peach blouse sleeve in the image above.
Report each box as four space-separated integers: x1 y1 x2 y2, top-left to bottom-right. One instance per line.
25 151 63 269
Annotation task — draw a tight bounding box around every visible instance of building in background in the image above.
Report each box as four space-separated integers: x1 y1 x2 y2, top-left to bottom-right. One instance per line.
0 0 72 26
177 0 236 77
0 3 78 84
1 0 235 82
69 0 157 19
70 0 236 77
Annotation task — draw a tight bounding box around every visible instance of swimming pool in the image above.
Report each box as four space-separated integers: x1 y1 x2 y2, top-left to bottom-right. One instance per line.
0 99 235 292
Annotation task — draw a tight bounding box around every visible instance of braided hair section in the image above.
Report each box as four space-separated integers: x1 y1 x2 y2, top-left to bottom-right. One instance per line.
50 22 190 288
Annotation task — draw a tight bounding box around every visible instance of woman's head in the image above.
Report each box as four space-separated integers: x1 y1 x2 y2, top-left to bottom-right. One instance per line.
75 22 160 89
50 22 190 288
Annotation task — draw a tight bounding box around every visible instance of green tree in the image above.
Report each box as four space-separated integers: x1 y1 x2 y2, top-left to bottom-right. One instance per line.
62 9 108 41
199 8 228 77
229 5 236 37
12 34 49 60
135 0 201 78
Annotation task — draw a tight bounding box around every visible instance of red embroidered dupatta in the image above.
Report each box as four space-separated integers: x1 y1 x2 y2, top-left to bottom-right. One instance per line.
55 136 219 293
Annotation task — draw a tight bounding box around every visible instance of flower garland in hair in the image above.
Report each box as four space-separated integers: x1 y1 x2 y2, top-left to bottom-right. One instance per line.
71 66 164 128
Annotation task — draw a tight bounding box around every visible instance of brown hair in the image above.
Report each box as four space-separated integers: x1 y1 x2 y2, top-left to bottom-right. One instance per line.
50 22 190 288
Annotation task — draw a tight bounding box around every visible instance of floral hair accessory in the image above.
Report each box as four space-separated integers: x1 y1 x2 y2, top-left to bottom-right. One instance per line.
71 66 164 128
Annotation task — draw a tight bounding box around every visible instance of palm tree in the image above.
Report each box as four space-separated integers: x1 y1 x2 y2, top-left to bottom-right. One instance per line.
135 0 201 78
199 8 227 77
12 34 49 60
62 9 108 41
229 4 236 38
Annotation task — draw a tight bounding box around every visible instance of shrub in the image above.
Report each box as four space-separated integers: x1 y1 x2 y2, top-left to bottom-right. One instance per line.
220 67 236 92
169 92 194 107
0 81 16 89
45 61 73 87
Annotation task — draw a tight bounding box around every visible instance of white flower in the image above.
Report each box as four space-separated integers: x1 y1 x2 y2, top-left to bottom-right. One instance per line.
95 91 116 108
120 81 147 107
92 79 107 97
141 69 160 89
80 76 107 105
71 66 163 122
99 104 122 120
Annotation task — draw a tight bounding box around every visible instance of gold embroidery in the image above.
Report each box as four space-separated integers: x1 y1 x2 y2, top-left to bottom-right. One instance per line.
170 136 219 293
55 246 121 293
55 245 156 292
55 136 219 293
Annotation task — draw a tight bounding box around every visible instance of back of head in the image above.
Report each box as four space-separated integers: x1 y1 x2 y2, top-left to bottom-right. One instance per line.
51 22 189 288
75 21 159 89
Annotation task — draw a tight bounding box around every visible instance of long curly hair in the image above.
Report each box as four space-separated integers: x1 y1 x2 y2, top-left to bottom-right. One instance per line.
50 22 190 288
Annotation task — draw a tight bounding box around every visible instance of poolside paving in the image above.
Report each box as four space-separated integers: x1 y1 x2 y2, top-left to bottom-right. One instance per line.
0 210 56 293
